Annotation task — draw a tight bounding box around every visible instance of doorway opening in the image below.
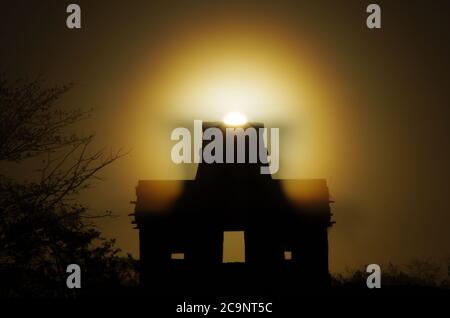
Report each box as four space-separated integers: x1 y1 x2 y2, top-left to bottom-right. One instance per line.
223 231 245 263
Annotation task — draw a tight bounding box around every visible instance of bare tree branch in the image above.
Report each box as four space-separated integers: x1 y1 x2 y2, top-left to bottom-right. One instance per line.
0 77 90 161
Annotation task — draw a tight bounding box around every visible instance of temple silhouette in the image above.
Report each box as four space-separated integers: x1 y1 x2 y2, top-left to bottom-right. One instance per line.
131 122 334 294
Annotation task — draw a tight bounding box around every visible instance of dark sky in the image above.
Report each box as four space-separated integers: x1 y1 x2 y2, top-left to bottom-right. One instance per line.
1 0 449 273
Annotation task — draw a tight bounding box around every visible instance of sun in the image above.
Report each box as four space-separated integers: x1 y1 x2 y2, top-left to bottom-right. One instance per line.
223 112 248 126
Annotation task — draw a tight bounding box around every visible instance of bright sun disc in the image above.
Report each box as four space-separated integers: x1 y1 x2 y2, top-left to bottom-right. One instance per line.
223 112 248 126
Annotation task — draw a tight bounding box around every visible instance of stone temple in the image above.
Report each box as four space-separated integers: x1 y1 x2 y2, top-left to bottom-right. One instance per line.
131 122 334 294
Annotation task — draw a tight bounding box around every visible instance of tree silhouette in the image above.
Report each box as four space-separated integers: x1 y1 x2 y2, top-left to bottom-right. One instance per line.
0 76 136 298
332 258 449 289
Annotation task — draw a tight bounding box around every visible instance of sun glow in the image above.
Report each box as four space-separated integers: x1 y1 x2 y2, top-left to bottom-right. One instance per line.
223 112 247 126
147 27 310 124
133 21 342 180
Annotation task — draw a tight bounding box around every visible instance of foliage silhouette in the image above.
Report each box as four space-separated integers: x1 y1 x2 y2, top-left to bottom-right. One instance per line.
332 258 450 289
0 76 137 298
